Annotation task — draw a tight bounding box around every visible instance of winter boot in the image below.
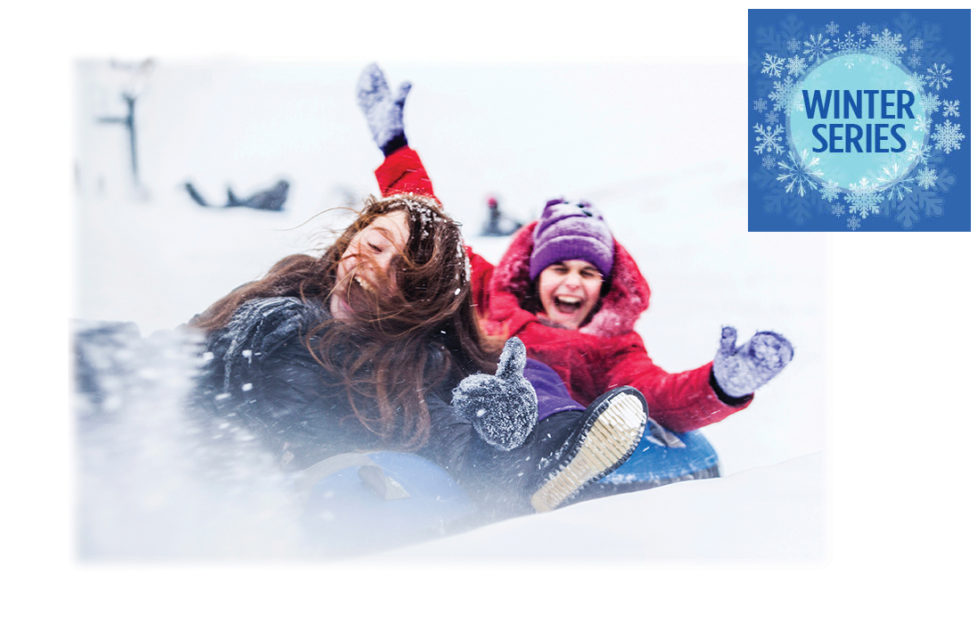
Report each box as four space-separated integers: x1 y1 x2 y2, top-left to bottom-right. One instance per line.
530 386 647 512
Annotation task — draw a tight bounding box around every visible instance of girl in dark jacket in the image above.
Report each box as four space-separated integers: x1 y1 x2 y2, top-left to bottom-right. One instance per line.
191 193 647 514
357 64 795 435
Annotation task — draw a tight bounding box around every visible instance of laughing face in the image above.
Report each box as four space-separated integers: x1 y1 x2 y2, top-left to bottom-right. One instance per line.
537 259 603 330
330 210 410 321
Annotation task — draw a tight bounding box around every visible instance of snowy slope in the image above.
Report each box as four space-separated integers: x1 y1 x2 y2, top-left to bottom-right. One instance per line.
74 60 825 558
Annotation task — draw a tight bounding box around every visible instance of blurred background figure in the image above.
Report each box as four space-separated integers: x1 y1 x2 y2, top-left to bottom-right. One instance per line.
184 178 290 212
480 195 522 237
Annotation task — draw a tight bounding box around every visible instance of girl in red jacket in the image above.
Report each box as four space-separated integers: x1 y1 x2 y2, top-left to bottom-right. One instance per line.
357 64 794 434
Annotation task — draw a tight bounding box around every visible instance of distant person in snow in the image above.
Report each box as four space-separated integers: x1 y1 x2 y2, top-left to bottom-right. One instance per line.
480 196 522 237
357 63 795 437
190 192 648 514
184 179 290 212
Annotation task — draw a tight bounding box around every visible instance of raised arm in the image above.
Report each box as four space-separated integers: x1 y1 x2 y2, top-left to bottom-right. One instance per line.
356 63 436 198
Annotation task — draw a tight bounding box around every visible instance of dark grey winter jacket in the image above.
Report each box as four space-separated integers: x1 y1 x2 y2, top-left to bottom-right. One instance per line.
194 297 484 475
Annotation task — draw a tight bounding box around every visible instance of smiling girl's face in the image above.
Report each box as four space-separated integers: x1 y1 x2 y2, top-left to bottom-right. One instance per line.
536 259 603 330
330 210 410 321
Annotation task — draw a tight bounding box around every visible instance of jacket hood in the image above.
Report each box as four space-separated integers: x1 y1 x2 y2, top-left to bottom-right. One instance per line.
486 221 651 337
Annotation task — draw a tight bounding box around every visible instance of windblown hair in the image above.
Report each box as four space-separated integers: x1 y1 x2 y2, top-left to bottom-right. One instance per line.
193 193 501 449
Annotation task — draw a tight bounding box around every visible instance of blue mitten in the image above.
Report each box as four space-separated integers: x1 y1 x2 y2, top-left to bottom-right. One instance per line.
452 337 538 451
356 63 412 153
712 326 794 398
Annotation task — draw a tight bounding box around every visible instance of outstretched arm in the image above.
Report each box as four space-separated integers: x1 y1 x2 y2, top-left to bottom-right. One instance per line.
356 63 436 198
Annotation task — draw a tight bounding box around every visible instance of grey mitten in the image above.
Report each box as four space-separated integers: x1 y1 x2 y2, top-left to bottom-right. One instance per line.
356 62 412 151
712 326 794 398
451 337 538 451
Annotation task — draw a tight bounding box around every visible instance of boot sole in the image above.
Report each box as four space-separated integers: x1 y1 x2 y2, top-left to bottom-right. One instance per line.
530 391 646 512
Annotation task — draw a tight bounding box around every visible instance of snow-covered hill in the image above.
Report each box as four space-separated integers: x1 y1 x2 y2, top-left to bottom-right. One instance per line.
74 61 825 559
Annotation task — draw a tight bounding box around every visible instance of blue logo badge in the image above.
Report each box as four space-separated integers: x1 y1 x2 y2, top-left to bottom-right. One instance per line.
748 9 970 231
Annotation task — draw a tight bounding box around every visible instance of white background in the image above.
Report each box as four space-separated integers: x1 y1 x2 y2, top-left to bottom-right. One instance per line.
3 1 976 622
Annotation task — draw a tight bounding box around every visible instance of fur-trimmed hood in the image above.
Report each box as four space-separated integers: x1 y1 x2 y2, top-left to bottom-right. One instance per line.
484 221 651 338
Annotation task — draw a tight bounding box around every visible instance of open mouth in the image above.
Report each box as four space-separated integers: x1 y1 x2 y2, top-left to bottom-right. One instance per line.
553 295 583 315
352 274 375 293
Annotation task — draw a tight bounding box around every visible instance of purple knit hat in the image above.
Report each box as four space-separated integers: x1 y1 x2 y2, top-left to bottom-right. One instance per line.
529 199 614 281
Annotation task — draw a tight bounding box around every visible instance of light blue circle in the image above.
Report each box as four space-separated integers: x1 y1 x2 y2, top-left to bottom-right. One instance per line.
787 53 927 191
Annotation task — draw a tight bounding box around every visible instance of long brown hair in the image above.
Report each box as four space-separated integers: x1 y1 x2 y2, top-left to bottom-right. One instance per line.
193 193 501 449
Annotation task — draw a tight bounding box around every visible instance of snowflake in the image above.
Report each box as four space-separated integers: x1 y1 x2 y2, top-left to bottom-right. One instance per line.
846 178 883 218
925 63 952 90
825 21 840 35
904 140 932 166
753 98 768 113
916 166 938 190
833 31 864 53
907 54 921 68
909 37 924 52
912 116 930 134
785 55 807 77
820 180 841 202
847 216 862 230
941 99 960 118
753 123 785 155
776 149 824 196
767 77 797 112
762 155 776 169
765 110 780 124
932 119 964 153
831 203 845 217
919 92 941 115
875 161 914 201
786 38 801 53
867 28 906 63
761 53 785 77
803 33 832 62
856 22 872 37
904 73 926 93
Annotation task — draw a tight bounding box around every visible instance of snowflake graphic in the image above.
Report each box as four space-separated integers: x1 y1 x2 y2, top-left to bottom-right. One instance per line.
941 99 960 118
831 203 845 217
825 21 840 35
907 54 921 68
845 179 883 219
761 53 786 77
762 155 776 169
932 120 964 153
833 31 864 53
803 33 832 62
919 92 941 115
753 98 768 113
820 180 841 202
867 28 906 63
876 160 907 188
767 77 797 112
904 140 932 166
786 38 801 53
847 216 862 230
785 55 808 77
776 149 824 196
925 63 952 90
912 116 931 134
753 123 785 155
916 166 938 190
856 22 872 37
904 73 926 93
909 37 924 52
764 110 780 125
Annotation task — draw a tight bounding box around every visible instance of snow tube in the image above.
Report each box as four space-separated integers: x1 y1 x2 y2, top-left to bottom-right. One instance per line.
577 420 720 502
298 451 478 555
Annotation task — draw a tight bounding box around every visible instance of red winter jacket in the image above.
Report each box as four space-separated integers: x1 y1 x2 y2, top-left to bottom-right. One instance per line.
375 146 751 432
